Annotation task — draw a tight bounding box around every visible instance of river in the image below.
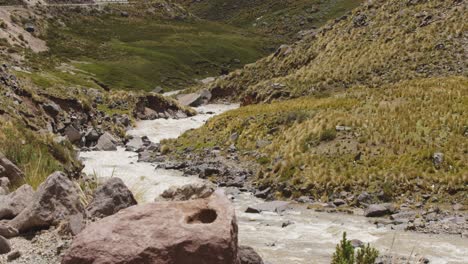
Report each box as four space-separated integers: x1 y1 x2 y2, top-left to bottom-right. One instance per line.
80 104 468 264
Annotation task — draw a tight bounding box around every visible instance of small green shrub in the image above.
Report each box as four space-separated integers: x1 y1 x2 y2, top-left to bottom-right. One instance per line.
331 232 379 264
356 244 379 264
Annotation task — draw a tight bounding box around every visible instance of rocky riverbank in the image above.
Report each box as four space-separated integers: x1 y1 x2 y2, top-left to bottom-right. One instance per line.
150 143 467 237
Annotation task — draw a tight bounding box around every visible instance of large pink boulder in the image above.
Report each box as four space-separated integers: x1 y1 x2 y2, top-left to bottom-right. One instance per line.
62 191 239 264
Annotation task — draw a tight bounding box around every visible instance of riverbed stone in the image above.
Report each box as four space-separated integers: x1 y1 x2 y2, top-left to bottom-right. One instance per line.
246 201 293 214
238 246 264 264
9 172 84 233
0 235 11 255
86 177 137 218
365 204 392 217
158 182 216 201
0 184 34 220
62 191 239 264
94 132 118 151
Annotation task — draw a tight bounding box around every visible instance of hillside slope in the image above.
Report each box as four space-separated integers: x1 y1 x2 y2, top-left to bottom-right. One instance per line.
202 0 466 104
176 0 362 42
167 0 468 204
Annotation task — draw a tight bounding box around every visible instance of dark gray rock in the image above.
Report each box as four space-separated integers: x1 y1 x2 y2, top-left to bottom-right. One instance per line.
9 172 84 233
254 187 271 199
0 235 10 255
86 178 137 218
42 102 61 117
84 129 100 144
357 192 371 205
246 201 292 214
238 245 264 264
0 184 34 220
6 250 21 261
64 125 82 144
365 204 392 217
333 199 347 207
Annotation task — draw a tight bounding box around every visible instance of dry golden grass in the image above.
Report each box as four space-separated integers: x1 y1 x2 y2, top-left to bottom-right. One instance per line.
202 0 466 104
172 77 467 202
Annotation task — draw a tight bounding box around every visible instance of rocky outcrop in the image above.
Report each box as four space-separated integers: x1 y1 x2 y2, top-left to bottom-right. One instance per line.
9 172 84 233
94 132 118 151
134 94 193 120
0 153 25 185
158 182 216 201
86 178 137 218
63 191 240 264
177 90 211 107
0 184 34 220
365 204 394 217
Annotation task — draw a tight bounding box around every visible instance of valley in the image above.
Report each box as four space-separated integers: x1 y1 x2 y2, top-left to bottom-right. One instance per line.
0 0 466 264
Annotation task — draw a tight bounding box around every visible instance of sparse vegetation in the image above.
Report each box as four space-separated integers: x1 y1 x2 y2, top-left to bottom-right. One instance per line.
0 122 80 189
171 77 468 202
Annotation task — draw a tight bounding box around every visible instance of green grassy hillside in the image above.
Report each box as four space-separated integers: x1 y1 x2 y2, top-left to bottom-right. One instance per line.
170 77 468 202
38 3 270 92
202 0 466 103
176 0 362 42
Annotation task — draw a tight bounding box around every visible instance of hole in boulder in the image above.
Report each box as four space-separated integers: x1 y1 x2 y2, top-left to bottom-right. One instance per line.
186 209 217 224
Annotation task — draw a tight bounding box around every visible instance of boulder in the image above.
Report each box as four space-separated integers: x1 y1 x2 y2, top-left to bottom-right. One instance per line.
9 172 84 233
95 132 118 151
177 90 212 107
0 184 34 220
158 182 216 201
64 125 82 143
0 235 11 255
62 191 239 264
86 178 137 218
84 129 100 144
238 246 264 264
0 153 25 185
245 201 292 214
42 102 62 117
365 204 392 217
0 224 18 238
125 137 145 152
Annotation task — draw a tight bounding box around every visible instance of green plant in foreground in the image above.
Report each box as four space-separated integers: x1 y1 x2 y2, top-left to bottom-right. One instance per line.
332 232 355 264
331 232 379 264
